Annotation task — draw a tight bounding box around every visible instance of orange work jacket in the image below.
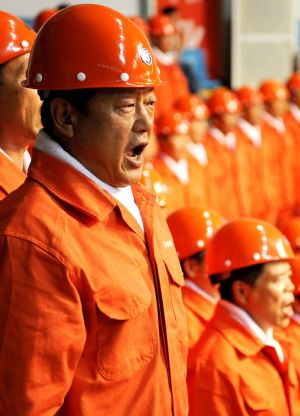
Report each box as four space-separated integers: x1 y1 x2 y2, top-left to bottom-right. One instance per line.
285 109 300 215
186 155 210 209
276 318 300 378
0 149 188 416
203 131 241 220
0 150 26 199
188 304 300 416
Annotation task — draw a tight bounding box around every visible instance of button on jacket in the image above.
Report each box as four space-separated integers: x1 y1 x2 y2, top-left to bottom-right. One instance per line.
0 150 26 199
0 149 188 416
188 303 300 416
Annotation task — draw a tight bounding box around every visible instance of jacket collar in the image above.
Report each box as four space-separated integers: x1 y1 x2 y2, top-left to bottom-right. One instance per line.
0 150 26 194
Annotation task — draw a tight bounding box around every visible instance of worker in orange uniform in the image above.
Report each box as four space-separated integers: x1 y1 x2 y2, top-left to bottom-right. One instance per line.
0 11 41 200
175 94 211 208
260 79 296 227
235 85 268 218
283 216 300 255
0 5 188 415
285 72 300 215
204 87 242 220
33 8 58 31
167 207 223 349
188 218 299 416
148 13 189 119
152 110 191 215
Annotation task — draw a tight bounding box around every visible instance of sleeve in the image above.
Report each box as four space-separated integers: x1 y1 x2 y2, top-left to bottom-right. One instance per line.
0 235 86 416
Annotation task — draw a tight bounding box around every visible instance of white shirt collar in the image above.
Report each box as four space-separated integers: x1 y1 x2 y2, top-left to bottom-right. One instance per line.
220 300 284 362
187 142 208 165
185 279 218 304
210 127 236 150
152 46 175 66
0 147 31 174
289 103 300 123
160 153 189 184
35 130 144 232
262 112 285 134
238 118 262 147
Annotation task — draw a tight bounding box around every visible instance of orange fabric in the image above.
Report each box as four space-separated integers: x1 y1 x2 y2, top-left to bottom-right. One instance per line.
285 109 300 215
154 60 189 119
0 149 188 416
234 125 268 218
186 155 210 208
182 285 216 349
276 319 300 377
0 151 26 200
203 131 241 220
188 304 300 416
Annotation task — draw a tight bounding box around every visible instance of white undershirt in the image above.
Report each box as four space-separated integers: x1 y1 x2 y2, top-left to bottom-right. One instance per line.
0 147 31 174
289 103 300 123
35 130 144 232
238 119 262 147
262 112 285 134
292 312 300 325
210 127 236 150
160 153 189 184
152 46 175 66
185 279 218 304
187 142 208 166
220 300 284 362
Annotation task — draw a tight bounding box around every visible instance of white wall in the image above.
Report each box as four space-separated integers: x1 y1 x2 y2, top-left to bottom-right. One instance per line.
0 0 141 20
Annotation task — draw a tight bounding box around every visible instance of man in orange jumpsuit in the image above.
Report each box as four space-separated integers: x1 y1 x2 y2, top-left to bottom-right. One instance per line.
204 87 242 220
188 218 299 415
148 14 189 119
0 11 41 199
0 5 188 415
260 79 296 226
235 85 268 218
285 72 300 215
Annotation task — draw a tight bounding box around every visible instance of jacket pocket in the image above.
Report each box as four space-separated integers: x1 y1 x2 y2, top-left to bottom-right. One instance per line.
241 384 272 413
94 267 156 380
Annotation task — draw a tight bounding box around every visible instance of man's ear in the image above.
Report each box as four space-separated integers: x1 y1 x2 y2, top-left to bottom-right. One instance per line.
232 280 251 306
50 98 77 138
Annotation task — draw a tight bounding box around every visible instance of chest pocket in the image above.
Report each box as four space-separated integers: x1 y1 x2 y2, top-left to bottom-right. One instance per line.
94 265 156 380
241 383 275 415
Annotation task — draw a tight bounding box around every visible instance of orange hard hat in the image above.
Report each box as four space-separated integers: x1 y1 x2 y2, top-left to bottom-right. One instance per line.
140 164 168 208
0 10 36 65
167 207 224 261
130 16 150 36
33 8 58 32
174 95 210 121
283 217 300 251
207 87 241 116
206 218 294 275
260 79 289 102
287 72 300 93
148 14 176 37
23 4 162 91
290 257 300 295
236 85 263 107
155 111 189 138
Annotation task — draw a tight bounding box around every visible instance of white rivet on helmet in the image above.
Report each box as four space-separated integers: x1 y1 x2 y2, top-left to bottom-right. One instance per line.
35 73 43 83
77 72 86 82
21 40 29 48
253 252 261 261
120 72 129 82
225 259 231 267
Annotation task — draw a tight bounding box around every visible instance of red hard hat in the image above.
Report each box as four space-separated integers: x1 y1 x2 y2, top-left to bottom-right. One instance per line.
167 207 224 260
236 85 263 107
174 95 210 121
0 10 36 65
148 14 176 37
206 218 294 275
155 111 189 138
260 79 289 102
283 217 300 251
23 4 162 90
287 72 300 93
290 257 300 295
33 8 58 32
130 16 150 36
207 87 241 116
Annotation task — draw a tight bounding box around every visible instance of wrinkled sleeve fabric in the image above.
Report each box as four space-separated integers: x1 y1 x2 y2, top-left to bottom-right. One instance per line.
0 235 86 416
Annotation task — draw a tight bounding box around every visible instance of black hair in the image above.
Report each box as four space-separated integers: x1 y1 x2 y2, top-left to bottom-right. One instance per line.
57 3 69 10
210 263 265 302
162 6 179 15
40 88 98 135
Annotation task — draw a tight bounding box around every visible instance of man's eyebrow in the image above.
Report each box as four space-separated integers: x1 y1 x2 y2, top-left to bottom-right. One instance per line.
116 87 154 95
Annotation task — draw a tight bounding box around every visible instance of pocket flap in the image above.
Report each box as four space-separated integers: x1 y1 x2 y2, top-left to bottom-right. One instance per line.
94 269 151 320
164 255 185 287
242 384 272 411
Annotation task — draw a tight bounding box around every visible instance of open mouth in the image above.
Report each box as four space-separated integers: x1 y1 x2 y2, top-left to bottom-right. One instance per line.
126 143 148 167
